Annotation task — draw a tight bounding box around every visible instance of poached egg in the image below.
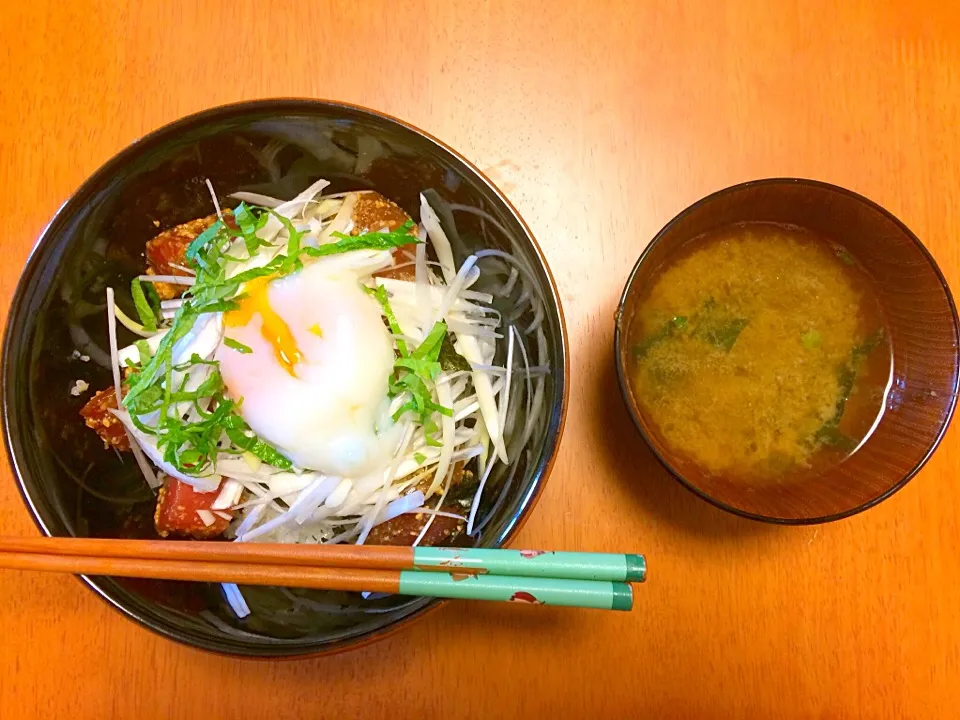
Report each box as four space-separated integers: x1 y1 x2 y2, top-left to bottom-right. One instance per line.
215 255 398 477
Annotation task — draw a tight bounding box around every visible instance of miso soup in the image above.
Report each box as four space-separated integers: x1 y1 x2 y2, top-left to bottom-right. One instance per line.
627 223 891 482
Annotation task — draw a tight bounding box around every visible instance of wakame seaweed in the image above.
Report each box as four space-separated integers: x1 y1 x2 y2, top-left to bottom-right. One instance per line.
810 328 886 450
633 315 688 359
698 317 749 352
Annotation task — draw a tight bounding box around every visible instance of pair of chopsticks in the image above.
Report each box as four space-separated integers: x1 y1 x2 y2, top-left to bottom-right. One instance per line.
0 537 645 611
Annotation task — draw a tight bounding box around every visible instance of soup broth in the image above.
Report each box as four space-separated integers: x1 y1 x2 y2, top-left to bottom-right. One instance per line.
627 223 891 482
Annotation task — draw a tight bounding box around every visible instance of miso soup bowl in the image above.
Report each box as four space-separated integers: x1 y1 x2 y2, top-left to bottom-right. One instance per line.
615 178 959 524
2 99 569 656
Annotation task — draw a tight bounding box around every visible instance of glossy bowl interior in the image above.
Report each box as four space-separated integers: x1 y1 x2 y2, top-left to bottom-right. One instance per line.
615 179 959 523
2 100 567 656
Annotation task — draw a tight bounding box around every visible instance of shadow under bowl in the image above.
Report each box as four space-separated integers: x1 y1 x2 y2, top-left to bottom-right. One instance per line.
2 99 568 656
615 178 959 524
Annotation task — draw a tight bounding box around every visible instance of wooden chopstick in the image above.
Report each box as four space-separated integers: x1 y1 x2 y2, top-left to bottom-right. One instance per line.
0 536 414 570
0 552 400 593
0 537 642 611
0 537 646 582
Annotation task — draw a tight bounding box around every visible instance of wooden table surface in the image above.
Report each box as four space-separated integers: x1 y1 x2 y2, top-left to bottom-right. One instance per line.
1 1 959 718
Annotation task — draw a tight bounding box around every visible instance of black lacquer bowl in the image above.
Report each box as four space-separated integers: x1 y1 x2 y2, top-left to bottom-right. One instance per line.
2 100 568 656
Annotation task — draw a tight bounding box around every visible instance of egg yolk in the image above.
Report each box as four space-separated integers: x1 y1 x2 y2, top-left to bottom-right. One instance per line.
225 275 303 375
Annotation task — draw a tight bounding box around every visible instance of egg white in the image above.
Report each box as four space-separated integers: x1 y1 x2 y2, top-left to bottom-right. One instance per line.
215 257 399 477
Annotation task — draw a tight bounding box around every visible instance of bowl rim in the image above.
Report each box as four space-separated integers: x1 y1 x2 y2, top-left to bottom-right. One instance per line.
614 176 960 525
1 97 570 657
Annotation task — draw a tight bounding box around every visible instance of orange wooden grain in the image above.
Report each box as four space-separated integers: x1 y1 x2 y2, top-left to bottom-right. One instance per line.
0 537 416 571
1 1 959 718
0 553 404 594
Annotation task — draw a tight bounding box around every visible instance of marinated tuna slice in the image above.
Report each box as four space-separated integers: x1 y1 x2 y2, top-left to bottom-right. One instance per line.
355 192 419 281
79 386 130 451
154 476 232 539
145 213 220 299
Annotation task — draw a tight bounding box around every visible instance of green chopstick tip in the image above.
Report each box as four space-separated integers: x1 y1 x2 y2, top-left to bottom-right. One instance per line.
625 554 646 582
610 583 634 611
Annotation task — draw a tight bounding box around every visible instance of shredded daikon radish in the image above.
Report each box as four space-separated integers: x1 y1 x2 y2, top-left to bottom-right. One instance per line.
454 399 481 422
426 376 456 497
133 453 162 491
222 583 251 618
243 178 332 251
472 363 549 377
232 479 286 513
317 191 358 244
420 194 456 283
106 289 123 404
478 335 497 365
229 191 284 208
118 329 168 366
497 326 515 442
232 504 266 539
457 301 500 317
237 505 302 542
461 288 495 303
415 508 467 522
197 509 216 528
466 453 498 536
445 319 501 339
293 476 343 523
311 197 346 221
326 524 363 545
205 178 224 223
375 491 425 526
447 376 470 401
263 471 318 496
324 479 353 508
112 305 155 338
211 479 243 510
434 259 479 329
473 445 530 538
106 289 160 489
456 335 508 463
512 326 536 446
415 230 431 331
450 313 500 328
469 343 545 540
522 329 549 448
413 466 452 547
462 265 481 288
375 277 488 317
384 257 445 279
356 423 414 545
137 274 195 286
230 492 283 512
276 178 331 218
451 445 484 463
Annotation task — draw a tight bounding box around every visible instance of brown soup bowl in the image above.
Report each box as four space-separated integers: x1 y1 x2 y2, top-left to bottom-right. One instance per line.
615 178 959 524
